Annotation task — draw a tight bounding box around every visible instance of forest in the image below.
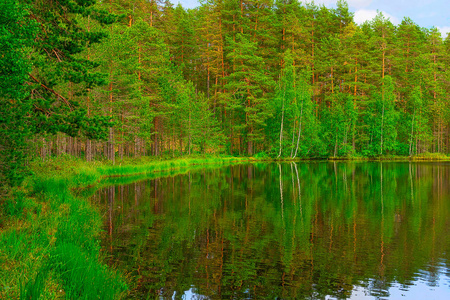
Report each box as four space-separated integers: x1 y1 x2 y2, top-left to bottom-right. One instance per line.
1 0 450 185
1 1 450 298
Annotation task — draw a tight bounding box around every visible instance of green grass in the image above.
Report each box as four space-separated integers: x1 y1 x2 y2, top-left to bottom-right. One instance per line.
0 178 128 299
326 153 450 161
410 152 449 160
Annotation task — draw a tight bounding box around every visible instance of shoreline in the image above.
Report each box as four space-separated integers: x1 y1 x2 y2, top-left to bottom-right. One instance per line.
0 156 253 299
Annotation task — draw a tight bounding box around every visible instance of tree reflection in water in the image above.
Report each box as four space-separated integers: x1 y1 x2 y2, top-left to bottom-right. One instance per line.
93 162 450 299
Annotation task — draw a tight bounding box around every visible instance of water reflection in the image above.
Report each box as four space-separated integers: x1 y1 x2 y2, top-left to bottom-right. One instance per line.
92 162 450 299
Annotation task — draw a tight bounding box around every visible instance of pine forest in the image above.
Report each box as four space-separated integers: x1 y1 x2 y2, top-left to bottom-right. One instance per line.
3 1 450 299
1 0 450 185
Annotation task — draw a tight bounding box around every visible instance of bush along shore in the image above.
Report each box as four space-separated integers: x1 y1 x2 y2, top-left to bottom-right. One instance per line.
0 156 252 299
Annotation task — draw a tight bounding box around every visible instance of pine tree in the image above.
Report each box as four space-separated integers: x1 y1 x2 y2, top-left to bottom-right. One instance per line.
0 0 38 185
1 0 113 183
4 0 450 164
424 28 446 152
367 12 396 85
224 33 274 155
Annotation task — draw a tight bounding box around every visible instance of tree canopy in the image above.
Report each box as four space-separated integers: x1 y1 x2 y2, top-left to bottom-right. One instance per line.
2 0 450 185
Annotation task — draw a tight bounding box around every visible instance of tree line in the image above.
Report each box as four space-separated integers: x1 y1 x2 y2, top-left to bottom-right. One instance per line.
1 0 450 185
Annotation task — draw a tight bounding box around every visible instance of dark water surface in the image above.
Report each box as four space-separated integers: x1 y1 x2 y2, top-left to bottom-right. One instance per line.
93 162 450 299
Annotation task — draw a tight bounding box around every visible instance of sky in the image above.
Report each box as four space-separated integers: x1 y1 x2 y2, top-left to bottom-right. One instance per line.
174 0 450 38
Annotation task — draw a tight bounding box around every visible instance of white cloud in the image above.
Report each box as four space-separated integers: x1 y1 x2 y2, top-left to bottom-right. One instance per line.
354 9 400 25
437 26 450 38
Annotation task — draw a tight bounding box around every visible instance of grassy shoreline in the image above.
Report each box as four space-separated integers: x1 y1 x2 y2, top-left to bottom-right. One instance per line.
0 156 253 299
1 154 449 299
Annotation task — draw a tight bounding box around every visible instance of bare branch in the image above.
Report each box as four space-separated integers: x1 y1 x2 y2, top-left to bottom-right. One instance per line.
28 74 73 110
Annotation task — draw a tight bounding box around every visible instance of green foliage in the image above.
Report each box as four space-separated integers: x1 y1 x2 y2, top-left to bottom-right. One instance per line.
158 58 225 155
0 168 131 299
225 33 275 155
0 0 36 100
0 0 37 185
27 0 115 138
293 71 323 158
0 0 116 185
254 151 269 158
2 0 450 295
322 93 357 157
2 0 450 182
269 52 323 159
366 76 399 155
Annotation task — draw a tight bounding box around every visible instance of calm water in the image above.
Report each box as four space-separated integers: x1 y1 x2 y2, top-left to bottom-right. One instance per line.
93 162 450 299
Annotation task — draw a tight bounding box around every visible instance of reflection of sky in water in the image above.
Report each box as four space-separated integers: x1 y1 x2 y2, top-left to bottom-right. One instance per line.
168 265 450 300
171 272 450 300
326 264 450 300
171 287 209 300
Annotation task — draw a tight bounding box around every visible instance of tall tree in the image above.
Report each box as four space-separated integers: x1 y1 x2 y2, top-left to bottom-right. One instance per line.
225 33 274 155
368 76 399 155
0 0 37 185
1 0 113 184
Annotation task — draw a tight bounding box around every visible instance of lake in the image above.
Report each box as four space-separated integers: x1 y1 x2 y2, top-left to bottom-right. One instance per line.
93 162 450 299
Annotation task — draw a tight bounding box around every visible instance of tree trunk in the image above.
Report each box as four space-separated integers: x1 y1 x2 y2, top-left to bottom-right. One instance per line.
409 110 415 156
290 120 296 157
334 126 338 157
188 111 192 155
380 100 385 155
153 118 159 156
86 15 92 162
108 127 115 163
86 139 92 161
293 103 303 158
277 90 285 158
